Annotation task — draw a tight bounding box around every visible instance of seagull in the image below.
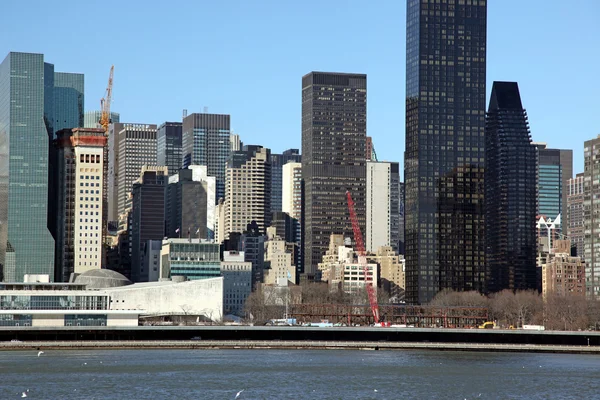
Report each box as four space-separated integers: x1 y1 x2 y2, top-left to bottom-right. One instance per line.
37 351 44 357
21 392 27 398
374 389 378 392
235 389 244 399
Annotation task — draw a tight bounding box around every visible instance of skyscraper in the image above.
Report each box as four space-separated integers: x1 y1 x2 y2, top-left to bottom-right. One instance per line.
224 145 271 238
366 161 400 254
533 143 572 228
485 81 537 292
83 111 120 129
282 162 302 221
111 123 157 221
405 1 487 303
584 136 600 298
53 128 107 282
270 149 301 213
165 168 208 240
157 121 182 176
302 72 367 275
0 52 83 282
182 113 230 202
567 173 585 258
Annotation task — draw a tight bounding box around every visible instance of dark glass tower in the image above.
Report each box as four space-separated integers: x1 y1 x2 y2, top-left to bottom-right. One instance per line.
405 1 487 303
157 121 182 176
302 72 366 275
485 82 537 292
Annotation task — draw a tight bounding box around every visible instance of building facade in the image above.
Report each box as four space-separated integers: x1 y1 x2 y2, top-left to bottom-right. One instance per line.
270 149 301 213
584 136 600 298
485 82 537 292
113 123 157 221
182 113 230 202
157 121 182 176
404 0 487 304
282 162 302 221
302 71 367 275
221 251 252 316
224 145 272 238
366 161 400 253
567 173 585 258
0 52 84 282
131 167 168 282
542 242 585 299
160 239 221 281
83 111 120 129
533 144 572 225
53 128 107 282
165 168 208 240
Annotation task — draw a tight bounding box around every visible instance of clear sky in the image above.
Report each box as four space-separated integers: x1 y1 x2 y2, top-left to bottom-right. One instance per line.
1 0 598 176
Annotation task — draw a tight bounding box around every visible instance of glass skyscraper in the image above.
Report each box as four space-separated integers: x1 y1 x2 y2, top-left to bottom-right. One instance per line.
405 1 487 304
182 113 230 203
157 121 182 176
534 143 572 229
0 52 82 282
485 82 537 292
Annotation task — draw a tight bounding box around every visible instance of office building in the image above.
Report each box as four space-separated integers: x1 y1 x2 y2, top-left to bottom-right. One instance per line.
182 113 230 202
485 82 537 292
270 149 301 213
404 1 487 303
264 227 296 286
53 128 107 282
302 71 367 275
131 166 168 282
366 161 400 253
165 168 209 240
224 145 271 238
241 222 266 287
534 143 572 226
159 239 221 281
230 133 242 152
0 52 84 282
395 182 405 255
112 123 157 221
584 135 600 298
367 246 405 299
83 111 120 129
567 173 585 258
282 162 302 220
221 251 252 316
157 121 182 176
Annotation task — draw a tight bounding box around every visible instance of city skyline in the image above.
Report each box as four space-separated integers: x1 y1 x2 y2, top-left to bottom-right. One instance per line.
1 1 598 173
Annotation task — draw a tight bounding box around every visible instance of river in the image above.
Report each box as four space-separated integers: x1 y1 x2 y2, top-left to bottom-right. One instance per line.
1 349 599 399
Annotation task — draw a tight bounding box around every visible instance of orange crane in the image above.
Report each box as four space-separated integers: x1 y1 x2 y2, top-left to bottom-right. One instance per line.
346 190 380 324
99 65 114 132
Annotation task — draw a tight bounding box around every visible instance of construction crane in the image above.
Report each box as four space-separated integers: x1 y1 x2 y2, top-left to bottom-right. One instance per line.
346 190 380 324
99 65 114 132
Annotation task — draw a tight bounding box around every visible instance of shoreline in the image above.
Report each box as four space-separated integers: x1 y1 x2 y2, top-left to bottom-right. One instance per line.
1 340 599 354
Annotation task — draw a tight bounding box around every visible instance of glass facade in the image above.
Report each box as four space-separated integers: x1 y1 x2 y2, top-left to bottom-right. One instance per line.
485 82 537 292
0 294 108 310
0 52 64 282
301 72 367 275
584 136 600 298
83 111 120 129
64 314 107 326
0 314 32 326
157 121 182 176
163 241 221 281
181 113 230 203
405 1 487 304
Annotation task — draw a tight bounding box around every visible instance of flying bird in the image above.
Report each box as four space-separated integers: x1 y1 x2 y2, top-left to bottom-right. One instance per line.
37 351 44 357
21 392 27 398
235 389 245 399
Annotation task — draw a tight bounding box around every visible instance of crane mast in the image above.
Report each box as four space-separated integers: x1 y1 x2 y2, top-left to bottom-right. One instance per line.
99 65 114 132
346 190 380 323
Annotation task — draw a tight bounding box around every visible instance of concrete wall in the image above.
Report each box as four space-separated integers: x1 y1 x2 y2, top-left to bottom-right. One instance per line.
107 314 139 327
106 278 224 321
31 314 63 327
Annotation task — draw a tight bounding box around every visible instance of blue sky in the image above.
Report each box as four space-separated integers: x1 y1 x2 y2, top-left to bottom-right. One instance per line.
1 0 598 176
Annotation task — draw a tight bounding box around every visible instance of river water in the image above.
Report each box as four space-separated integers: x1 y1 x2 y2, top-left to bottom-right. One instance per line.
1 349 599 399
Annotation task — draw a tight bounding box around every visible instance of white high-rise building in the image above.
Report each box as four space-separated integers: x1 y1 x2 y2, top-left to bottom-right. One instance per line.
282 162 302 220
366 161 400 253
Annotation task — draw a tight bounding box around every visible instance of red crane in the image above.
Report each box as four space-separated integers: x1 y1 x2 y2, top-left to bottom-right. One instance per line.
346 190 380 324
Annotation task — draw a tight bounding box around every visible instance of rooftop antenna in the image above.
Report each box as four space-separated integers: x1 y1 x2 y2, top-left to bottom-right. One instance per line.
203 106 208 113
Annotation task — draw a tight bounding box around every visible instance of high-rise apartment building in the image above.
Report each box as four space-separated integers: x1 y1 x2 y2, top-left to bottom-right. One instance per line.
485 82 537 292
224 145 271 238
365 136 374 161
302 72 367 275
282 162 302 221
567 173 585 258
534 143 572 227
157 121 182 176
230 133 242 152
53 128 106 282
83 111 120 129
0 52 83 282
366 161 400 254
404 1 487 303
584 135 600 298
270 149 301 213
112 123 157 221
131 166 167 282
182 113 230 202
